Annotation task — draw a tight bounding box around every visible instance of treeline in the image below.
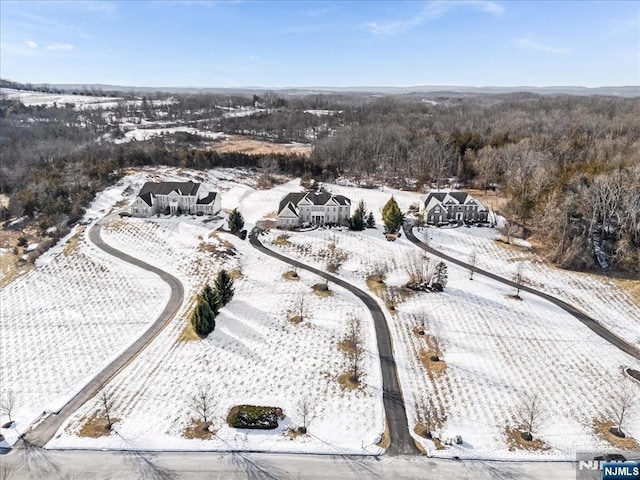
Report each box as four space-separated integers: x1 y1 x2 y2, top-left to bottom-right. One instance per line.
312 95 640 273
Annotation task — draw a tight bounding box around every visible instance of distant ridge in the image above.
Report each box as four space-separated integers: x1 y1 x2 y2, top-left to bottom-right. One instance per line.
2 79 639 97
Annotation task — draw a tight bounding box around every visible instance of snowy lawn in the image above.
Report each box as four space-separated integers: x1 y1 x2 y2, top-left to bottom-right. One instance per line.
263 227 640 460
0 219 169 447
49 217 384 454
420 225 640 347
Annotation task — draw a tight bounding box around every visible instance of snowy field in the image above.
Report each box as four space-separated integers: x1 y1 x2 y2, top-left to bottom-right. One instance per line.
421 225 640 346
0 186 171 446
50 216 384 454
4 167 638 458
264 227 640 459
113 126 226 144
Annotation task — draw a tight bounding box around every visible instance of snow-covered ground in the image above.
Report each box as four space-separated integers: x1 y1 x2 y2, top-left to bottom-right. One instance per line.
113 126 226 144
4 167 638 458
421 224 640 346
0 186 170 446
50 215 384 454
0 88 123 109
264 227 640 460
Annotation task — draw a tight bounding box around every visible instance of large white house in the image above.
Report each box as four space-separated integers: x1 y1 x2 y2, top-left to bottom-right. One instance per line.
420 191 488 224
131 181 221 217
277 191 351 229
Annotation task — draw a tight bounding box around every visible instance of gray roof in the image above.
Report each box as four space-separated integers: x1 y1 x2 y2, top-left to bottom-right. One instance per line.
196 192 217 205
425 191 470 204
278 191 351 214
139 181 200 197
137 181 202 207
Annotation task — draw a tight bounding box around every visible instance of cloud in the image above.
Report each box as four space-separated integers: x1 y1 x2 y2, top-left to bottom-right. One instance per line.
365 0 504 36
515 37 569 55
46 43 74 51
24 40 38 48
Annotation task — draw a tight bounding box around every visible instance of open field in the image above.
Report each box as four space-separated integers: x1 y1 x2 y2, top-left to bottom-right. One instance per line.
0 221 169 446
50 212 384 454
210 135 312 156
266 227 640 459
3 167 638 458
421 224 640 346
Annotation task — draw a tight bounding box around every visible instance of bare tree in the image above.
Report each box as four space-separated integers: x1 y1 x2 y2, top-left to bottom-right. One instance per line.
518 394 544 441
500 219 519 244
99 391 114 429
430 327 443 362
609 385 637 437
190 385 214 429
405 252 436 290
292 294 308 322
468 250 477 280
1 391 17 425
297 397 313 433
413 310 429 335
344 314 365 382
512 262 525 297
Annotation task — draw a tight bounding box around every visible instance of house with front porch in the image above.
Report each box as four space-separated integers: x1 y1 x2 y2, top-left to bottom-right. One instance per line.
420 191 488 224
131 181 221 217
277 191 351 229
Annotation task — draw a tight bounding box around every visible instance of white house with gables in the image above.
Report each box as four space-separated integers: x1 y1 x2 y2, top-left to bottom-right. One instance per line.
420 191 488 224
131 181 221 217
277 191 351 229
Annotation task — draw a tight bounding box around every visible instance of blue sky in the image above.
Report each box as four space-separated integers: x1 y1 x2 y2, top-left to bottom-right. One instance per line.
1 1 638 87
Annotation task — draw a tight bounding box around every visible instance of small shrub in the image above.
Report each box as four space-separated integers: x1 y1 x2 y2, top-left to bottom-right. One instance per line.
227 405 279 429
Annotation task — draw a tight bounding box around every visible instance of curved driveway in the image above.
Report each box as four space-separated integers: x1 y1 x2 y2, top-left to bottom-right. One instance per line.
250 228 419 455
23 220 185 447
403 222 640 362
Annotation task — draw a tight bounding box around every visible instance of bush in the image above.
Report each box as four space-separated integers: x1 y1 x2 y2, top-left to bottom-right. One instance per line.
227 405 279 429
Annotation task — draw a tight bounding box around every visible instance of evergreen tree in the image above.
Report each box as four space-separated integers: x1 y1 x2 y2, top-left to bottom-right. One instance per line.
382 197 404 234
228 208 245 234
432 261 448 291
215 269 235 306
201 284 221 314
190 296 216 337
349 200 366 231
366 211 376 228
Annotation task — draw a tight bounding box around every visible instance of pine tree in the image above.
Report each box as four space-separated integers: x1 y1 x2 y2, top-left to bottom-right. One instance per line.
366 211 375 228
228 208 245 234
382 197 404 234
201 284 221 314
215 269 235 306
349 200 366 231
432 261 448 291
190 296 216 337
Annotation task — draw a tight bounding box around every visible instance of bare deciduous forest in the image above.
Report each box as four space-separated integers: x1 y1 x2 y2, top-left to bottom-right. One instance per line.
1 80 638 275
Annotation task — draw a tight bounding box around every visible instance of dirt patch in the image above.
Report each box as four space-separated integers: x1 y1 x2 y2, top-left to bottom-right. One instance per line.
377 423 391 450
505 425 551 452
78 412 118 438
282 270 299 281
178 322 201 342
209 135 312 156
183 418 215 440
506 294 523 301
312 282 333 297
418 346 447 378
593 419 640 450
229 267 243 280
284 427 306 440
366 275 386 298
414 424 447 451
273 234 291 247
0 250 33 288
494 238 533 255
337 372 361 391
63 226 85 256
614 278 640 306
288 315 303 325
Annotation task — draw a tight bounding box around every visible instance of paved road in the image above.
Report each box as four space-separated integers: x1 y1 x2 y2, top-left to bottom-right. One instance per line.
249 228 419 455
22 220 185 447
403 223 640 362
0 448 578 480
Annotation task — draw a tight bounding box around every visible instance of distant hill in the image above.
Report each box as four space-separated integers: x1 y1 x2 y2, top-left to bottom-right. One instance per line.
2 78 638 97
